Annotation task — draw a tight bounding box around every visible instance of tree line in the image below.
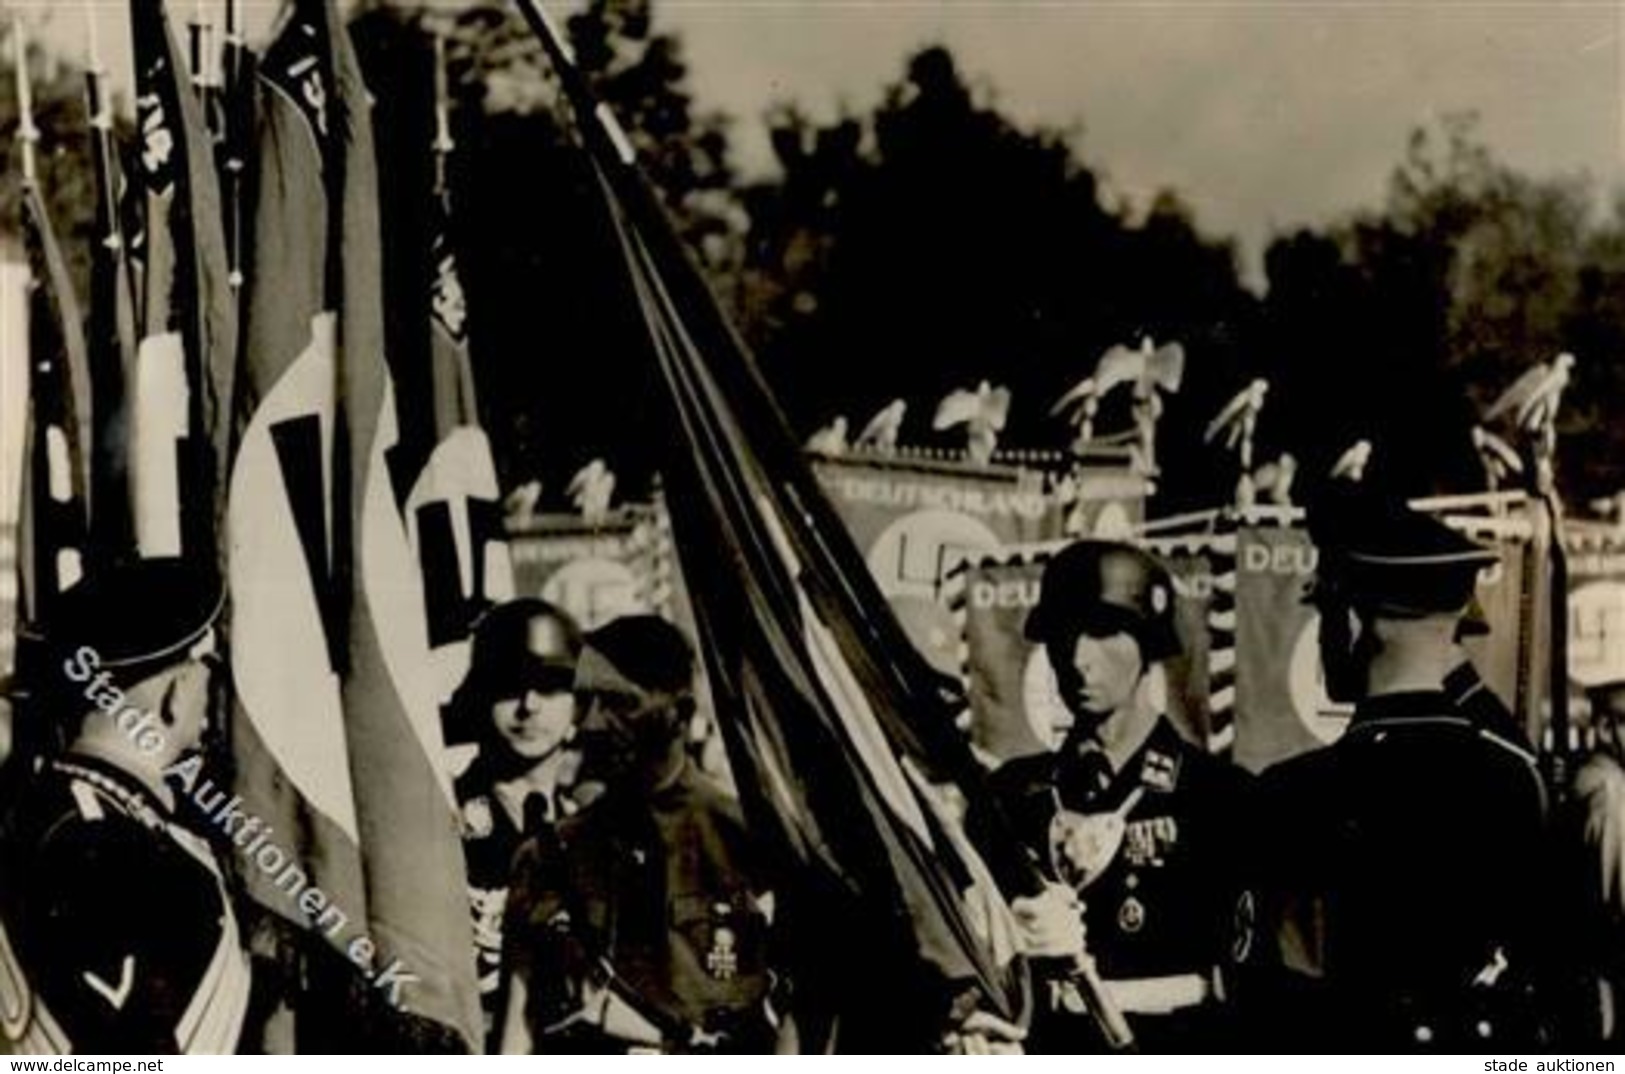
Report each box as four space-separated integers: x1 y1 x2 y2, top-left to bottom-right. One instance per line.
4 0 1622 511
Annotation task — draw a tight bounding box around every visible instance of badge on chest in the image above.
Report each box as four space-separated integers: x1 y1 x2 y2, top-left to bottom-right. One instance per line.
461 797 494 840
1122 815 1179 867
705 902 738 981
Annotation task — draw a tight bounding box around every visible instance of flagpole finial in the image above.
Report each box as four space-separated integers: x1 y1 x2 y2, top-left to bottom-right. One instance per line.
82 0 103 73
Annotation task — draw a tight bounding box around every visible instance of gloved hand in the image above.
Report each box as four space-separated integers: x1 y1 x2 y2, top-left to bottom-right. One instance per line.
1011 882 1086 960
942 1010 1027 1054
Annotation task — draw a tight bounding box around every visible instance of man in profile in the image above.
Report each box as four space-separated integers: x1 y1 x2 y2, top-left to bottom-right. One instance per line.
1245 493 1549 1050
0 560 250 1054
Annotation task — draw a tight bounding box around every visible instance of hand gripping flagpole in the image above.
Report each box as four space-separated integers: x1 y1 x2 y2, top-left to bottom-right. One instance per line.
509 0 1134 1048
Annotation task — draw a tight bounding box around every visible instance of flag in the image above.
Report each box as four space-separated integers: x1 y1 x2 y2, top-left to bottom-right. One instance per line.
517 1 1031 1045
126 0 236 563
84 65 141 566
1233 522 1351 771
398 180 514 708
808 452 1071 679
15 185 92 629
1566 524 1625 706
227 0 480 1049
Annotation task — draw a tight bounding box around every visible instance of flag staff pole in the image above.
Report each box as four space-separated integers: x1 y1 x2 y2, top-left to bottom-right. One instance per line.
13 21 39 188
1534 399 1571 794
83 1 124 263
431 29 453 197
221 0 245 290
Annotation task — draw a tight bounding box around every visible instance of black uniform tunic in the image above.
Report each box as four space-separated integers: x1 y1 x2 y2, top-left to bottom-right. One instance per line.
454 757 552 1050
986 716 1250 1051
1247 691 1549 1051
504 763 776 1052
0 754 249 1054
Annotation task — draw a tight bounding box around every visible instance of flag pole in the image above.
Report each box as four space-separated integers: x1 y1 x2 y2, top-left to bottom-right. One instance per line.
1534 409 1571 794
12 21 39 188
221 0 245 290
83 2 124 264
431 29 453 197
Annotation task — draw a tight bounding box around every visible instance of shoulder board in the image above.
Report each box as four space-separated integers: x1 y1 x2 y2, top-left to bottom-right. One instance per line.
52 763 164 832
69 780 106 822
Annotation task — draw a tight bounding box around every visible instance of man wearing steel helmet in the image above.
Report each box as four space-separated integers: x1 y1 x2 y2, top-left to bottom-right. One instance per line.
0 560 248 1054
447 598 584 1050
983 540 1250 1052
1245 492 1549 1050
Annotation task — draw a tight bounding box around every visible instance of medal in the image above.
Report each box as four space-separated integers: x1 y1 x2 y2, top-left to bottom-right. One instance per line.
461 797 494 839
706 905 739 982
1117 895 1146 934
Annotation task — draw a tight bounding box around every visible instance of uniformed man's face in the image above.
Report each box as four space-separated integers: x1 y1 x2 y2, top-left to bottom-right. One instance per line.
1051 628 1144 723
575 685 685 790
143 652 216 759
490 686 575 762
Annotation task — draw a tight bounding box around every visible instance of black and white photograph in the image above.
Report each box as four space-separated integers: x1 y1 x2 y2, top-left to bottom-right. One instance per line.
0 0 1623 1057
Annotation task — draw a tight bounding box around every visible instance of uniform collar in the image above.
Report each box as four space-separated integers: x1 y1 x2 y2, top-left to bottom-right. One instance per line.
54 751 174 823
1441 662 1481 700
1349 690 1464 729
1058 714 1185 799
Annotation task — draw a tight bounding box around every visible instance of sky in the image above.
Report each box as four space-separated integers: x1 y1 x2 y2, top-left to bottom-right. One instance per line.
31 0 1625 278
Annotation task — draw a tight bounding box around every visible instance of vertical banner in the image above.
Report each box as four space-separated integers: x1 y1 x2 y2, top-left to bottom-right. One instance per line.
1233 524 1350 772
812 452 1069 675
1566 525 1625 711
959 535 1227 766
0 253 27 685
1148 538 1229 751
1441 515 1529 719
961 556 1054 762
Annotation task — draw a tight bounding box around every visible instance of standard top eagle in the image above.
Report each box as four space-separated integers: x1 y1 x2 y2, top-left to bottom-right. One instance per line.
1484 352 1575 433
1051 339 1186 421
934 381 1011 463
855 399 908 452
